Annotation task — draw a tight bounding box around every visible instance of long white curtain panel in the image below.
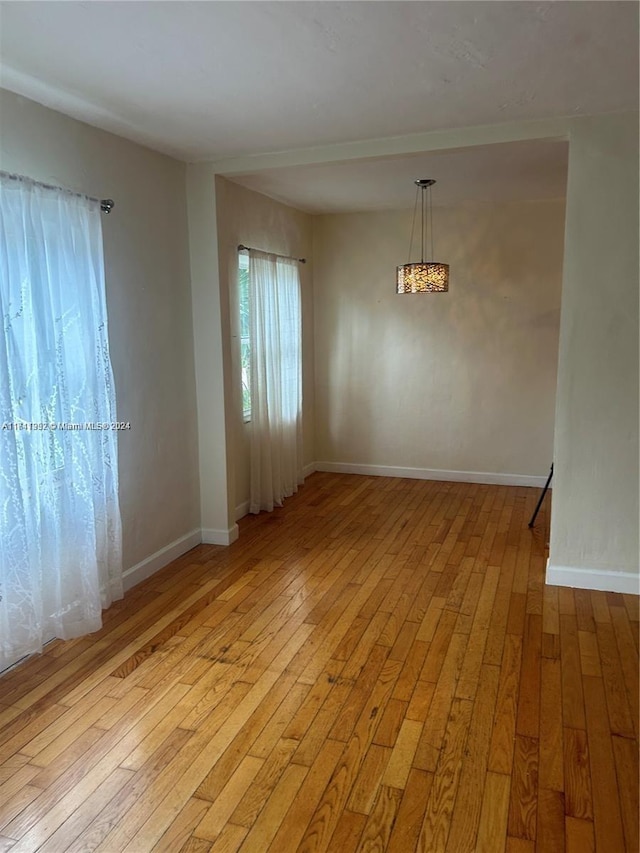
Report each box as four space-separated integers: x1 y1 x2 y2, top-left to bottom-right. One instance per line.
248 250 303 514
0 174 123 670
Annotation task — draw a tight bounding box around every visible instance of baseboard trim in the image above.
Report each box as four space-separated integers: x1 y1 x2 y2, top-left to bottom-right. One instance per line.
235 463 319 521
546 560 639 594
122 528 202 592
235 501 250 522
314 461 548 488
202 524 239 546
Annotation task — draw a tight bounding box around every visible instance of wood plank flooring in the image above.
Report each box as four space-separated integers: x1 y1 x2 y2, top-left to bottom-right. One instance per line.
0 473 637 852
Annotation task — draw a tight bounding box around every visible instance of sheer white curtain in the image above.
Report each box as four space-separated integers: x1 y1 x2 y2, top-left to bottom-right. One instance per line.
0 173 123 670
248 250 303 514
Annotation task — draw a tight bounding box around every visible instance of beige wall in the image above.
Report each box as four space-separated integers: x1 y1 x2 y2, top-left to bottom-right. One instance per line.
186 164 234 542
4 89 636 594
0 90 200 572
214 177 314 515
549 113 639 586
313 200 565 479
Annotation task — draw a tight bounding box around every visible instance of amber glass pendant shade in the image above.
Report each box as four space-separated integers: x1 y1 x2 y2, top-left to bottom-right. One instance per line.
396 261 449 293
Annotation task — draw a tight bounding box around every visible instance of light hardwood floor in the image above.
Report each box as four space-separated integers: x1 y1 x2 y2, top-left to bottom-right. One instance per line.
0 473 637 852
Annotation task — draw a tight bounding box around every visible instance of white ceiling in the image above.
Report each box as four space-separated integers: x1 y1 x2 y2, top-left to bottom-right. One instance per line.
229 139 569 212
0 1 637 163
0 1 634 213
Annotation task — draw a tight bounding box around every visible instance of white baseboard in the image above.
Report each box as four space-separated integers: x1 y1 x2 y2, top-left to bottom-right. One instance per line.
546 560 639 594
202 524 239 546
235 501 250 521
122 528 202 592
314 461 548 488
235 463 319 521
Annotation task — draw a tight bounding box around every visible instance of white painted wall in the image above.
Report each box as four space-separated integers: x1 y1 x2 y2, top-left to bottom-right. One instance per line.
214 111 639 592
4 91 636 595
186 164 236 544
0 89 200 574
548 113 639 592
313 200 565 481
214 177 314 516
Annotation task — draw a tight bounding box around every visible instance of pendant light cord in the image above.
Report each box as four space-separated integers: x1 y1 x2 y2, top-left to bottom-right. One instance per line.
407 180 438 265
429 184 434 261
421 184 425 262
408 186 419 263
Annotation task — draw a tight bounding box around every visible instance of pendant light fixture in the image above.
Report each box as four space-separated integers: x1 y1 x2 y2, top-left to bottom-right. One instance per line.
396 179 449 293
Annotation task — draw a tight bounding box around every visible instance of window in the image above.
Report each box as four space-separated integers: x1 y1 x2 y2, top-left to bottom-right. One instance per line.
243 249 303 514
238 252 251 421
0 172 123 670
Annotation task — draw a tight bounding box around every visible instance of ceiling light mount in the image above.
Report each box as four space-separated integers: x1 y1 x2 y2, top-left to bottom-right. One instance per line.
396 178 449 294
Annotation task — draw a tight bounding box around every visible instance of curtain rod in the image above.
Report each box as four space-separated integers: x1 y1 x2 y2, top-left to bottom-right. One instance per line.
237 244 306 264
0 171 115 214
